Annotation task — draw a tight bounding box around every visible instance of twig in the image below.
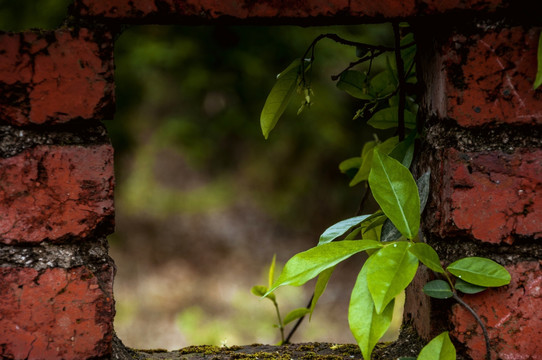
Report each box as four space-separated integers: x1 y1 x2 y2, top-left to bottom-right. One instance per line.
393 22 406 141
284 294 314 344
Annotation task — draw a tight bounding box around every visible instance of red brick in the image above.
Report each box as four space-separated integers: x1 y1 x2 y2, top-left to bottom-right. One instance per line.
0 265 114 360
73 0 506 22
432 148 541 244
450 261 542 360
0 145 114 244
436 27 542 126
0 28 114 126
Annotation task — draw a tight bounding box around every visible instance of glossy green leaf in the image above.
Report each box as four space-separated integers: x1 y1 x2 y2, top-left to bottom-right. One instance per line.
251 285 276 301
409 243 444 274
366 242 419 313
534 33 542 90
339 157 363 174
310 266 334 317
283 308 311 325
362 212 387 234
455 278 487 294
349 264 395 360
447 257 511 287
367 107 416 130
417 332 456 360
423 280 453 299
318 215 372 245
369 150 420 239
337 70 371 99
260 59 301 139
268 254 277 289
267 240 382 294
350 137 398 187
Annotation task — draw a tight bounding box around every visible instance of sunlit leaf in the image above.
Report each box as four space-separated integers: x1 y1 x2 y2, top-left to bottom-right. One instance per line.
339 157 363 173
369 150 420 239
366 242 419 313
417 332 456 360
251 285 276 301
447 257 511 287
260 59 304 139
534 33 542 90
267 240 382 294
337 70 371 99
310 267 335 318
283 308 311 325
409 243 444 274
367 107 416 130
349 264 395 360
350 137 398 187
318 215 372 245
455 278 487 294
423 280 453 299
268 254 277 289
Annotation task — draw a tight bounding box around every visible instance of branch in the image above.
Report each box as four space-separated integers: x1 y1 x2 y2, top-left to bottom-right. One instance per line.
393 22 406 141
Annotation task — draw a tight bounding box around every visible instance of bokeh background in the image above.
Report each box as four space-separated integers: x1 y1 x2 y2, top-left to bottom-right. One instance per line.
1 1 394 350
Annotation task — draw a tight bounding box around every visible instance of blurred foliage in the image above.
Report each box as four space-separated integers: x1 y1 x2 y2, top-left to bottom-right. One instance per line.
0 0 71 31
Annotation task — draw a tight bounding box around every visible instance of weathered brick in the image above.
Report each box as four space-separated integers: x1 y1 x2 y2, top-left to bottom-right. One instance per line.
429 26 542 126
0 145 115 244
0 265 114 360
450 261 542 360
72 0 506 23
0 28 114 126
430 148 541 244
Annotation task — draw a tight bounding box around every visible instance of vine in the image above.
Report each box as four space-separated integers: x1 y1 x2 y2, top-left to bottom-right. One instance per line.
254 22 512 360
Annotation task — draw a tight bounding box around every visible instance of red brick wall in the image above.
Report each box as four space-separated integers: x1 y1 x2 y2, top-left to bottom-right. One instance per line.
1 2 540 359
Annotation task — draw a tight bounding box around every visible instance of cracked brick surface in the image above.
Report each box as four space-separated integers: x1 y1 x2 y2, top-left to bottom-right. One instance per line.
428 148 541 244
0 144 114 244
450 261 542 360
0 28 114 126
0 265 114 360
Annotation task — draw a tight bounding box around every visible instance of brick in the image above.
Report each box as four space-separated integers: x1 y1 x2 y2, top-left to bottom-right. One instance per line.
72 0 506 22
0 265 114 360
430 148 541 244
433 26 542 126
450 261 542 360
0 28 114 126
0 145 115 244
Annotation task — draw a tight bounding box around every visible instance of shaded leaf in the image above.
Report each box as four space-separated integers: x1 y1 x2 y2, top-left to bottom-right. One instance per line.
345 227 362 240
455 278 487 294
370 71 396 98
366 242 419 313
318 215 372 245
283 308 311 325
389 130 416 168
337 70 371 99
349 264 395 360
251 285 276 301
367 107 416 130
423 280 453 299
310 267 335 318
409 243 444 274
267 240 382 293
369 150 420 239
417 332 456 360
534 33 542 90
447 257 511 287
339 157 363 174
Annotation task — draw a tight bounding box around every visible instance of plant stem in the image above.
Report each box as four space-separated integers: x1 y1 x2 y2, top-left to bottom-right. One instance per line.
272 299 285 344
284 294 314 344
452 292 492 360
393 22 406 141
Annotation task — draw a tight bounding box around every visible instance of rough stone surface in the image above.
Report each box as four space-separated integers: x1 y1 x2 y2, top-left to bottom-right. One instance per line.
427 26 542 127
450 261 542 360
0 28 114 126
0 265 115 360
428 148 541 244
72 0 507 23
0 144 114 244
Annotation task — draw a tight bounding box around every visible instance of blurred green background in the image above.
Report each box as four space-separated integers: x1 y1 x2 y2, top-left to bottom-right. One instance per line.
1 2 394 349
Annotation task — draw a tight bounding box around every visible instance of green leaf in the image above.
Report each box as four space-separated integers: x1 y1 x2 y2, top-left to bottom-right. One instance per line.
318 215 372 245
409 243 445 274
350 137 398 187
423 280 453 299
417 332 456 360
268 240 383 293
366 242 419 314
534 33 542 90
447 257 511 287
349 264 395 360
367 107 416 130
339 157 363 174
336 70 371 99
268 254 277 289
455 278 487 294
260 59 302 139
389 130 416 168
369 71 396 98
283 308 311 325
310 267 334 317
362 212 387 234
369 150 420 239
251 285 276 301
